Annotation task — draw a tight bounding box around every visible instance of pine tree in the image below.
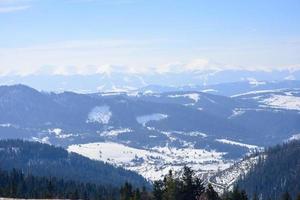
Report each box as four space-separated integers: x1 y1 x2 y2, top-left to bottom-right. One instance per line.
281 191 292 200
252 192 259 200
231 186 242 200
163 170 177 200
153 180 164 200
180 166 195 200
240 190 248 200
141 186 152 200
120 182 133 200
134 188 141 200
206 184 219 200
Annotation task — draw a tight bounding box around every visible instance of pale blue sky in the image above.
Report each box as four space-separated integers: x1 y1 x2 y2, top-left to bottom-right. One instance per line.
0 0 299 75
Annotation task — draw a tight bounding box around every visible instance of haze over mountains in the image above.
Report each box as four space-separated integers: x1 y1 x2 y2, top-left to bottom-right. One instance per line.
1 69 299 93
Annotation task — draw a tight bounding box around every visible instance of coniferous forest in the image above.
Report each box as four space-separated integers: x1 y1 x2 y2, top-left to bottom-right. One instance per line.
237 140 300 200
0 140 300 200
0 168 118 200
1 165 300 200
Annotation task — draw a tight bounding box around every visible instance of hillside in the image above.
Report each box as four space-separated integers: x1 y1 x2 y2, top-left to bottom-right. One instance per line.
237 140 300 199
0 140 149 188
1 84 300 180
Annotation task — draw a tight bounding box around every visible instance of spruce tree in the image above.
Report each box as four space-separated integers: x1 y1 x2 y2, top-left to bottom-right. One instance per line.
180 166 195 200
153 180 164 200
163 170 177 200
206 184 219 200
281 191 292 200
252 192 259 200
134 188 141 200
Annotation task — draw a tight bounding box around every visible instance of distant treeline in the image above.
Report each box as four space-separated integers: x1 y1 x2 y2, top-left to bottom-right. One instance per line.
0 168 118 200
237 140 300 199
137 166 300 200
1 166 299 200
1 139 300 200
0 139 148 188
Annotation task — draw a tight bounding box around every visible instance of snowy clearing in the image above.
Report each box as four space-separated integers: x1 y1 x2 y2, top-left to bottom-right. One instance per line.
136 113 168 126
86 106 112 124
68 142 232 181
168 93 200 103
260 95 300 111
216 139 261 150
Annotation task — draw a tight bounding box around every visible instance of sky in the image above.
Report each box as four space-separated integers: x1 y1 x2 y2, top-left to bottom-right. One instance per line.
0 0 300 76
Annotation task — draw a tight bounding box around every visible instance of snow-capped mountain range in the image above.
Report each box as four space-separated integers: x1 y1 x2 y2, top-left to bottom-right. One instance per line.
1 69 300 93
0 79 299 182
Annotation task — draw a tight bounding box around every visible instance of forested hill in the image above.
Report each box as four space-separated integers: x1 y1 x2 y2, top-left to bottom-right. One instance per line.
0 140 149 188
237 140 300 199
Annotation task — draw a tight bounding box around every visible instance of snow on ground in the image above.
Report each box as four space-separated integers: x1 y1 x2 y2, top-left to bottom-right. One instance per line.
136 113 168 126
32 136 50 144
228 109 246 119
48 128 73 139
209 156 260 193
98 128 132 137
168 93 200 103
231 89 282 98
86 106 112 124
0 123 12 128
216 139 262 151
166 130 207 138
287 133 300 141
260 95 300 111
68 142 232 181
247 78 266 87
202 89 218 93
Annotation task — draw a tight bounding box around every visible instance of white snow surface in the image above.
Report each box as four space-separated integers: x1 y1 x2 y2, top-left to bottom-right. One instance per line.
136 113 168 126
247 78 266 86
231 89 282 98
99 128 132 137
32 136 50 144
209 156 260 193
216 139 261 151
287 133 300 141
48 128 73 139
260 95 300 111
86 106 112 124
68 142 232 181
228 109 245 119
168 93 200 103
0 123 12 128
202 89 218 93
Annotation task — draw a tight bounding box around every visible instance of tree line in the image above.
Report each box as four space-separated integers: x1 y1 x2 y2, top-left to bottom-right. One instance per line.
0 168 118 200
1 166 300 200
119 166 300 200
237 140 300 200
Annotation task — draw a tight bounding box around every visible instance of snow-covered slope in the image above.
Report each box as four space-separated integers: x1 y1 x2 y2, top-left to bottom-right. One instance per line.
68 142 232 181
0 84 299 183
209 155 262 193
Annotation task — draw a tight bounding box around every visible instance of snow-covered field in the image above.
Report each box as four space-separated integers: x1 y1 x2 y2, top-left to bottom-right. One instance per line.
86 106 112 124
209 156 261 192
136 113 168 126
260 95 300 111
215 139 262 151
68 142 232 181
168 93 200 103
287 133 300 141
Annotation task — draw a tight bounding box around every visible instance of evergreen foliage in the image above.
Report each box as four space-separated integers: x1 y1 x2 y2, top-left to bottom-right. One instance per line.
237 140 300 199
152 166 205 200
0 165 299 200
0 168 118 200
0 139 149 188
